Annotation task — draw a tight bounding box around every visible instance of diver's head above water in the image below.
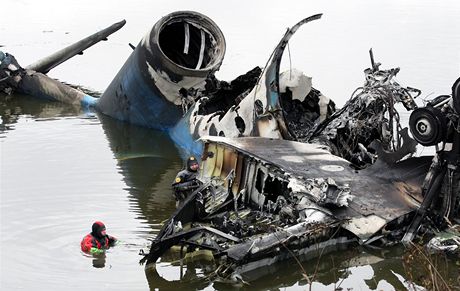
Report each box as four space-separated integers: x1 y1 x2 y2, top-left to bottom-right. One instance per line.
91 221 106 238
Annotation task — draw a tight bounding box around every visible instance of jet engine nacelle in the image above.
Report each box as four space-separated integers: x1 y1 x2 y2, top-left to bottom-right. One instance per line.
97 11 226 129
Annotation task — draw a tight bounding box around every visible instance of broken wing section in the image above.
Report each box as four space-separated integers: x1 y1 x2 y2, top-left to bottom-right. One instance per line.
26 20 126 74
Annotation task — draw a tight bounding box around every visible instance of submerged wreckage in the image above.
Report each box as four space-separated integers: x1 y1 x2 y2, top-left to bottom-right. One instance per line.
1 11 459 281
140 70 459 280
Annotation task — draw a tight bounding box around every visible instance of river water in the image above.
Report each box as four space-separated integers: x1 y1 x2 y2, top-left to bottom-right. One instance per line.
1 0 459 290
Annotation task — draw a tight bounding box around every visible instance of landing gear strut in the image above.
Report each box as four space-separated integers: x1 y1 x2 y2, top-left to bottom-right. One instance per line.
402 77 460 244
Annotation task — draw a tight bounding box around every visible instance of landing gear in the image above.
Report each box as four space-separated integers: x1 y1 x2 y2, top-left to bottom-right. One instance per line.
402 77 460 244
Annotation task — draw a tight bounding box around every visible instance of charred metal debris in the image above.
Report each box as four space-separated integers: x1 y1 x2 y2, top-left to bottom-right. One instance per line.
140 138 358 275
308 53 421 169
1 10 459 281
178 47 420 171
140 46 459 280
140 131 459 280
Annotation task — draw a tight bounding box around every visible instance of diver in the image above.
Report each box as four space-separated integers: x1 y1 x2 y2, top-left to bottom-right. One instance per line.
172 156 202 206
81 221 117 254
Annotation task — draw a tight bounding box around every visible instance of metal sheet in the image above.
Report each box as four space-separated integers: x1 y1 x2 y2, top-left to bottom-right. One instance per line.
243 160 258 204
212 145 224 177
232 154 245 195
201 136 431 223
342 215 387 240
222 148 238 187
202 143 216 178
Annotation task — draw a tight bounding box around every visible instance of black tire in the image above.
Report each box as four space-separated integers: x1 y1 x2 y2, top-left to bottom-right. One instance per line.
452 77 460 114
409 106 447 146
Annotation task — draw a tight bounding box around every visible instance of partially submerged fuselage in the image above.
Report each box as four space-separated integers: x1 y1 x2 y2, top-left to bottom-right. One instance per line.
1 10 459 281
140 136 434 279
97 11 226 131
0 12 413 163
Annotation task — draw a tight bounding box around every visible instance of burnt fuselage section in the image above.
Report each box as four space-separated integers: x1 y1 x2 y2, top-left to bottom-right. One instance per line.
97 11 226 130
141 137 436 279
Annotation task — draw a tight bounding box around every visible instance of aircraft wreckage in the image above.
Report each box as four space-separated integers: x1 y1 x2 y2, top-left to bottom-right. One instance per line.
1 11 459 282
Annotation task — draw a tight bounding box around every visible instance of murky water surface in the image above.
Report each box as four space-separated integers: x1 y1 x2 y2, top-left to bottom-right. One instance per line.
1 0 459 290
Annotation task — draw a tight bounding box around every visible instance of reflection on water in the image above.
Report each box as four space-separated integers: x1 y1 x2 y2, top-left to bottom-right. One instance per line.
145 243 459 290
0 94 169 289
92 253 107 269
98 113 182 233
0 93 83 135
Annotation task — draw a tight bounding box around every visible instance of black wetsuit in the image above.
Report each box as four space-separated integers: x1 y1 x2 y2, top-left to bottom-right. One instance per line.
172 168 201 203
